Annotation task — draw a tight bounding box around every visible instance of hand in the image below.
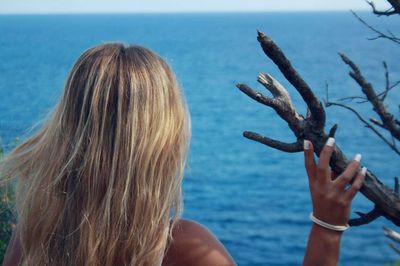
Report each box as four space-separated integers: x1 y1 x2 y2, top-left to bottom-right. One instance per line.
304 138 366 227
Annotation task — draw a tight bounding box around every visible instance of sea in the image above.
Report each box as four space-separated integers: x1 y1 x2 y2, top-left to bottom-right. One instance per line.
0 12 399 265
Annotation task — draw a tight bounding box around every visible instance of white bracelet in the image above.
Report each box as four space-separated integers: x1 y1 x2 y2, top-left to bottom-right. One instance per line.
310 212 350 232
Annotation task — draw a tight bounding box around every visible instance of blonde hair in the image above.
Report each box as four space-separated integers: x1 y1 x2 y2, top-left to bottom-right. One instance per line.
0 43 190 265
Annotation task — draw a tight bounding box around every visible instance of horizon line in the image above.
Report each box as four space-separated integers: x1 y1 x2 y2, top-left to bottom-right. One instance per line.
0 9 371 15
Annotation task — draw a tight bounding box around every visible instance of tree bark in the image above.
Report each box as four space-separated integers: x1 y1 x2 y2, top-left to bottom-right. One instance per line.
238 31 400 226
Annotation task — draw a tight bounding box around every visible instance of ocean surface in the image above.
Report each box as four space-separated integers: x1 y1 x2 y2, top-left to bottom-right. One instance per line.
0 12 399 265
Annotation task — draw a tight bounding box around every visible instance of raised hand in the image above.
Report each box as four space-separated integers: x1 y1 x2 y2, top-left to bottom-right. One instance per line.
304 138 366 226
303 138 366 266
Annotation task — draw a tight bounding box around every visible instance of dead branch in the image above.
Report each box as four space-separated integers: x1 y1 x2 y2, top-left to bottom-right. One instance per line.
256 31 326 131
367 0 400 16
338 95 367 102
339 54 400 142
237 72 304 136
384 226 400 242
325 101 400 155
238 31 400 226
389 242 400 254
370 118 386 129
243 131 303 153
383 62 390 101
336 78 400 104
382 80 400 98
367 1 397 16
351 11 400 45
383 225 400 253
350 206 382 226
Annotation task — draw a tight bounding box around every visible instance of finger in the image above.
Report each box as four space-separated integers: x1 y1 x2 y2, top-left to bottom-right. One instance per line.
304 140 316 182
330 171 338 181
335 154 362 188
345 167 366 200
317 137 335 182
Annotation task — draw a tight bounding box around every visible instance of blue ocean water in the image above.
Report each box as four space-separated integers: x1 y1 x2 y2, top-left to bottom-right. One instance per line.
0 12 399 265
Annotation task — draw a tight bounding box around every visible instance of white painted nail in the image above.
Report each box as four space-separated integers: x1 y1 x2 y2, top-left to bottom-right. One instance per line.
304 140 311 150
354 154 362 162
361 167 367 176
326 137 335 147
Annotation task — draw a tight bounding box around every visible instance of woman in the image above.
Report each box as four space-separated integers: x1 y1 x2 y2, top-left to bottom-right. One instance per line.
1 43 366 266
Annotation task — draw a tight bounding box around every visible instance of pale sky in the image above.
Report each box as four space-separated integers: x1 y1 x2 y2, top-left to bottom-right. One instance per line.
0 0 391 14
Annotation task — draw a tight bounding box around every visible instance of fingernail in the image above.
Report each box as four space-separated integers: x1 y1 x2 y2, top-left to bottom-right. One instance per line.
354 154 362 162
361 166 367 176
304 140 311 150
326 137 335 147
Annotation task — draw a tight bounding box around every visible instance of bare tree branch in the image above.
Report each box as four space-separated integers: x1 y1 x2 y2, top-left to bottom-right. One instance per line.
238 31 400 226
236 83 279 109
337 78 400 103
256 31 326 131
366 1 398 16
376 82 400 103
384 226 400 242
370 118 387 129
351 11 400 45
237 72 304 136
236 82 304 136
349 206 382 226
387 0 400 13
338 95 368 102
368 0 400 16
382 61 390 101
243 131 303 153
325 101 400 155
389 242 400 254
340 54 400 142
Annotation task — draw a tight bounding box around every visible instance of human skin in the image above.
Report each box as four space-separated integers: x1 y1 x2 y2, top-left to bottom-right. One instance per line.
161 138 365 265
3 137 365 266
302 138 365 266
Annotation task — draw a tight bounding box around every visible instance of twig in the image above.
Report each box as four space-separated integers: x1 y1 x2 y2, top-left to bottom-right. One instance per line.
382 62 390 101
349 206 382 226
351 10 400 45
325 101 400 155
340 53 400 141
370 118 386 129
236 83 279 109
339 79 400 103
389 243 400 254
236 74 303 135
338 95 368 102
384 226 400 242
243 131 303 153
366 1 397 16
378 80 400 99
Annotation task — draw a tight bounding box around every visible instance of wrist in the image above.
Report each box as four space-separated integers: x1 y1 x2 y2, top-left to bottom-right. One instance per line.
310 212 349 232
304 223 342 266
311 223 343 239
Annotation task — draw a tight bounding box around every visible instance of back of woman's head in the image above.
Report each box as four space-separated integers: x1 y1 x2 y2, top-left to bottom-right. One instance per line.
0 43 190 265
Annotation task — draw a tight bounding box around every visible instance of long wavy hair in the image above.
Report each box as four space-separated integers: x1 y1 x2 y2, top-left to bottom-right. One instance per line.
0 43 190 265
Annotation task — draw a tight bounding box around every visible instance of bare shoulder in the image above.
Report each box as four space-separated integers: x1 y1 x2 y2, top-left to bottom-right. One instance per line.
162 219 236 266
